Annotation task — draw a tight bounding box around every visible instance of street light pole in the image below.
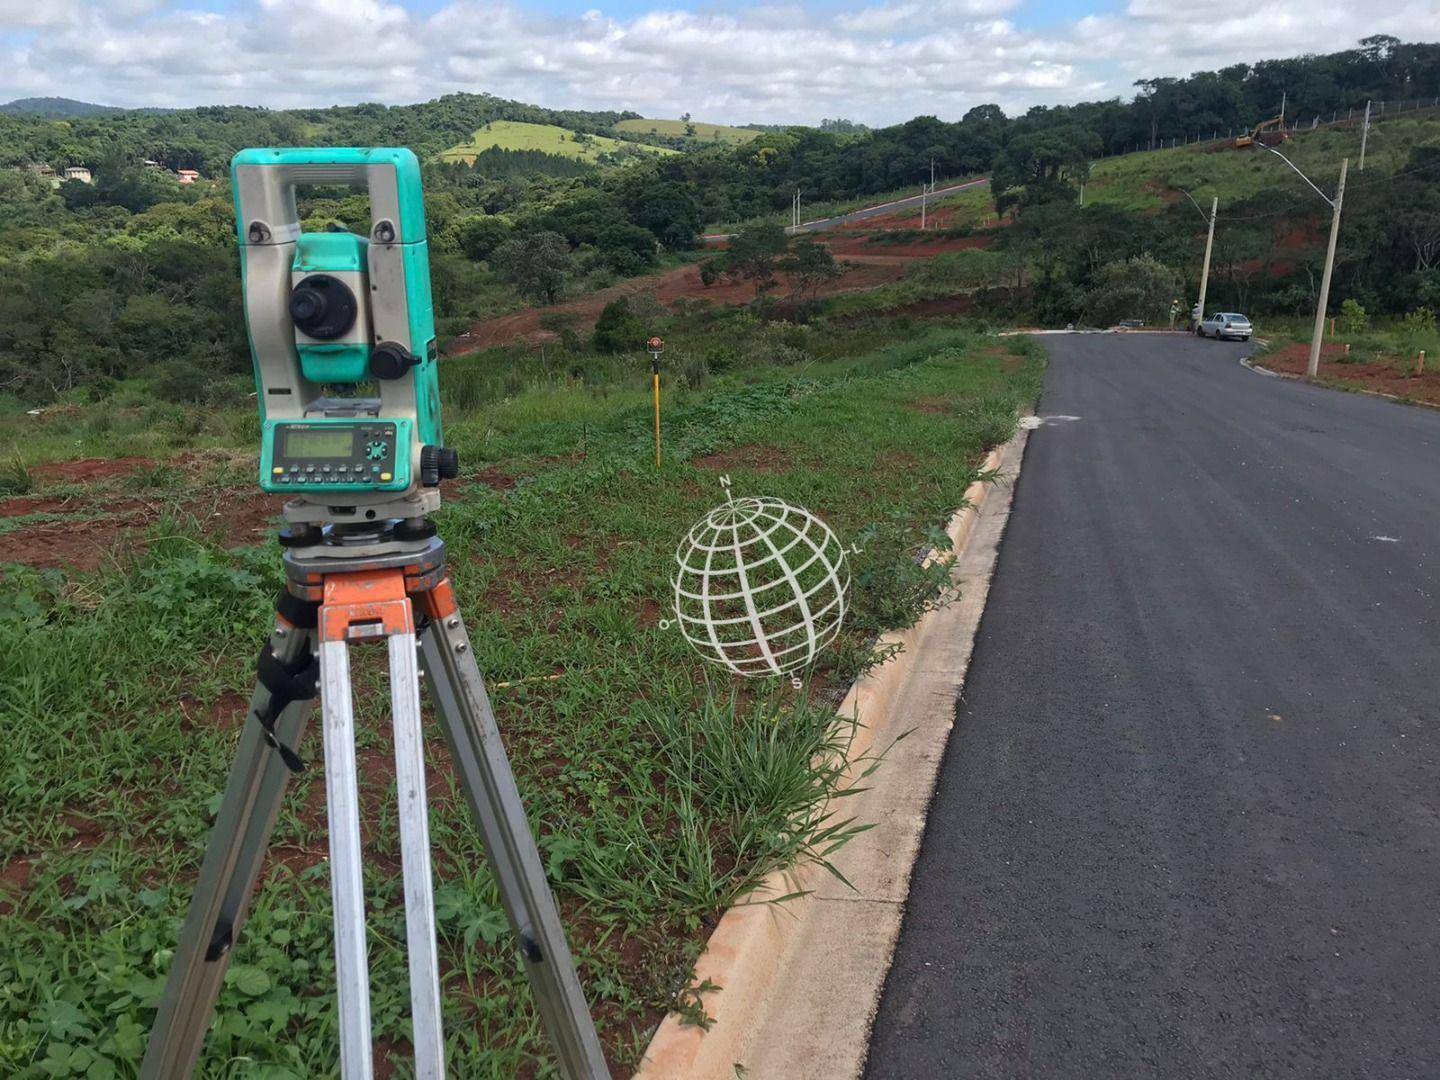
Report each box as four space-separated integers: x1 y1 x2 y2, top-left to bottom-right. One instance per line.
1308 157 1348 377
1197 196 1217 330
1254 145 1347 376
1180 190 1217 331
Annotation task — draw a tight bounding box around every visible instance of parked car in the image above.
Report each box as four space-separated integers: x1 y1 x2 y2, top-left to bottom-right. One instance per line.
1197 312 1252 340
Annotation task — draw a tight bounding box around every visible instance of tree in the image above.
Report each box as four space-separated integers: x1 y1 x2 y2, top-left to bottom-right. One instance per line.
990 125 1101 216
780 238 842 311
620 178 702 250
457 214 510 260
591 297 646 353
724 222 789 297
1081 254 1181 327
594 221 658 275
492 231 571 305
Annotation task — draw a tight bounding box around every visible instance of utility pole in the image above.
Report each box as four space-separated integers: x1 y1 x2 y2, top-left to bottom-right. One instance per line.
1308 158 1348 377
920 180 927 230
1359 100 1371 170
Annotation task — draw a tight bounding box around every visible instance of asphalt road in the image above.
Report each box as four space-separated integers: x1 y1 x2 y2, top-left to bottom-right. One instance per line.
866 333 1440 1079
701 177 988 242
790 177 989 233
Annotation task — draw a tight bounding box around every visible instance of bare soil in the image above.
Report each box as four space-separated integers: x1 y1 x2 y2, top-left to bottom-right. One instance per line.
31 457 153 484
2 489 282 571
448 255 917 354
693 444 793 473
1263 344 1440 406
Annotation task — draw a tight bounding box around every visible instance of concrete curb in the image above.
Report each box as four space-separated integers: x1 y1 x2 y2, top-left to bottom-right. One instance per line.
635 430 1026 1079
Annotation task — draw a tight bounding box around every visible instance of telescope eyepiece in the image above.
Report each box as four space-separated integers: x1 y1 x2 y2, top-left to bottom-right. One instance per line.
289 274 358 341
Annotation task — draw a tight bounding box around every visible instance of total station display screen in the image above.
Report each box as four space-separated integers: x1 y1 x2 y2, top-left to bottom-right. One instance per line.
283 427 354 458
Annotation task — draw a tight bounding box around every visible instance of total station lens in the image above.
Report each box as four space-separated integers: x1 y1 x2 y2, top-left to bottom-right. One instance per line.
289 274 358 340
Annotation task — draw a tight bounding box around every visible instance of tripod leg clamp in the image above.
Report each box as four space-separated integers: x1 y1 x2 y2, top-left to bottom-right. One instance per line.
254 641 318 773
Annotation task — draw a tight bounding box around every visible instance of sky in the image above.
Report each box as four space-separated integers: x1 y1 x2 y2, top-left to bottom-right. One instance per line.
0 1 1437 126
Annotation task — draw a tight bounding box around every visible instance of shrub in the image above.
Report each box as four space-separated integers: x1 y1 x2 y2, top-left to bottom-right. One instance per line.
591 298 646 354
1340 298 1370 336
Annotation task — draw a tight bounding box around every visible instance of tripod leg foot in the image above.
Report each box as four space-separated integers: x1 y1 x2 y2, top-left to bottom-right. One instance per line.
142 612 318 1079
420 611 609 1080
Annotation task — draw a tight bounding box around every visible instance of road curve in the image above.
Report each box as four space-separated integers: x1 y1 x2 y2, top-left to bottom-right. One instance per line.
702 177 988 243
866 332 1440 1079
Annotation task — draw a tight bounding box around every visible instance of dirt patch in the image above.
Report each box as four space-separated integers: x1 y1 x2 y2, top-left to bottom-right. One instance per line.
178 690 251 734
906 397 952 415
1262 344 1440 406
30 457 153 484
0 495 80 518
1 490 283 571
693 444 793 473
474 465 517 491
0 857 33 914
2 518 134 572
448 255 921 355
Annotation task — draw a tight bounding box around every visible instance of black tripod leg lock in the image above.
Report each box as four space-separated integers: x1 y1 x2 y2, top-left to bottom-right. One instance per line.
252 596 320 774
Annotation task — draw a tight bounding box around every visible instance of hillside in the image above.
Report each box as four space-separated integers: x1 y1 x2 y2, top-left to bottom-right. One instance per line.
614 118 758 146
436 119 678 164
0 96 126 118
924 110 1440 231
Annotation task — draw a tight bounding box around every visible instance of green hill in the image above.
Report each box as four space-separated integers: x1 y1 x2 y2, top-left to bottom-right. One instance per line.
1082 113 1435 212
930 111 1440 230
613 118 758 146
1 96 123 118
437 120 677 164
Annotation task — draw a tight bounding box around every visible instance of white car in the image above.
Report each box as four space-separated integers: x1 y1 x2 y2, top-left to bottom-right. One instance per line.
1197 312 1252 340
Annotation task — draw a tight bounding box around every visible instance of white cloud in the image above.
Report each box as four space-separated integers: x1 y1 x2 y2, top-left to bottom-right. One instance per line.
0 0 1436 125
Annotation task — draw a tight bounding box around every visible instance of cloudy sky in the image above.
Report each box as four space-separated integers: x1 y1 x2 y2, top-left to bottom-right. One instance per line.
1 0 1437 125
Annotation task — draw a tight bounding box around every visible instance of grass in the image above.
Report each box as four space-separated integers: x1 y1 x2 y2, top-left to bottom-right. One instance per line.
613 119 757 146
0 315 1043 1076
437 121 678 165
1079 112 1439 215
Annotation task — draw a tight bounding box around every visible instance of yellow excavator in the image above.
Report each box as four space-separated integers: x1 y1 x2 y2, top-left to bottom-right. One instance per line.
1234 114 1288 150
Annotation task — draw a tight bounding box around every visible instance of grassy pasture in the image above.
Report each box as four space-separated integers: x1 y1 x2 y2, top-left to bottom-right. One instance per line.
613 118 758 146
1081 112 1438 214
437 120 678 164
0 313 1042 1076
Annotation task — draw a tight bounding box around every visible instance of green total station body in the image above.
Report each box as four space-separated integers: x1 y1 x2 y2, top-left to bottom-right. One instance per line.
231 147 456 526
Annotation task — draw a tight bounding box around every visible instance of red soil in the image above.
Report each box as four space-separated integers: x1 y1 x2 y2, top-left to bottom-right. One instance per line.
1262 344 1440 406
1 490 282 571
447 254 916 354
31 457 152 483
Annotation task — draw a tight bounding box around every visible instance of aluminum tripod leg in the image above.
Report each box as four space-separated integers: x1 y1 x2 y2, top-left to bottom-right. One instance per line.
318 575 445 1080
387 629 445 1079
317 637 375 1080
142 622 316 1079
420 610 608 1079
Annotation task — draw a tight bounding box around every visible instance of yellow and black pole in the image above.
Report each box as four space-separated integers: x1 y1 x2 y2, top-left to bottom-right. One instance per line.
647 336 664 467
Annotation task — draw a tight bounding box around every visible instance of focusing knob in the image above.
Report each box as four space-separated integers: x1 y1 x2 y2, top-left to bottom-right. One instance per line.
371 342 420 380
288 275 357 340
420 445 460 487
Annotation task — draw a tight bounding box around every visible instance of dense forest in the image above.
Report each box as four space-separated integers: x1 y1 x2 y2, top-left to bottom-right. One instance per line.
1 35 1437 400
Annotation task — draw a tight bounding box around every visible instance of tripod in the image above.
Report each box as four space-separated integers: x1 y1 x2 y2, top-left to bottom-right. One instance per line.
142 528 608 1079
